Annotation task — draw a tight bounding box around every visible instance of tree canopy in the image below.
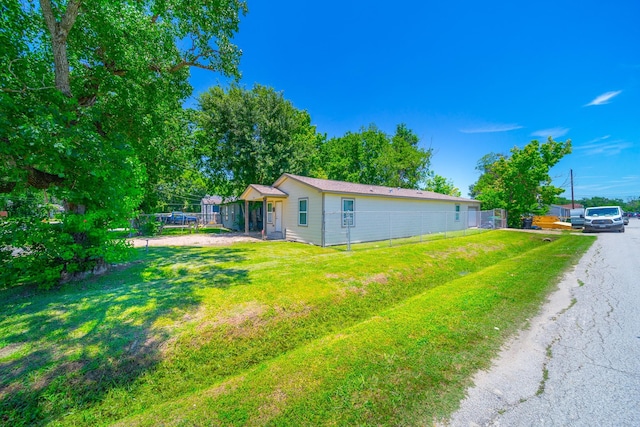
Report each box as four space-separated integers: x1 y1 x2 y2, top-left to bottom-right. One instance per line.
318 124 432 188
470 138 572 228
195 89 435 196
1 0 246 206
196 84 324 198
1 0 246 286
424 173 461 197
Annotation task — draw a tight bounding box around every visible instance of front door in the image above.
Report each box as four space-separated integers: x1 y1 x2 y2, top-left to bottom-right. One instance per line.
275 201 283 232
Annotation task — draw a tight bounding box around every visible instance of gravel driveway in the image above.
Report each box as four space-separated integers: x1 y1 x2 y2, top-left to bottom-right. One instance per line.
128 231 264 247
443 220 640 426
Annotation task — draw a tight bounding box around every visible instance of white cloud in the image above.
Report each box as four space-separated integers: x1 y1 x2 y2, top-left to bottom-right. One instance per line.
586 135 610 144
574 139 633 156
460 123 523 134
531 127 570 139
576 178 639 193
585 90 622 106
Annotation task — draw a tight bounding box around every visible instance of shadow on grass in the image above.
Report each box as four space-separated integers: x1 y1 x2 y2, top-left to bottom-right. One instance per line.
0 246 252 426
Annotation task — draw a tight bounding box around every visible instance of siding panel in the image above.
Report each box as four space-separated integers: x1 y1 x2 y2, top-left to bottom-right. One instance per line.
322 193 478 246
277 178 323 245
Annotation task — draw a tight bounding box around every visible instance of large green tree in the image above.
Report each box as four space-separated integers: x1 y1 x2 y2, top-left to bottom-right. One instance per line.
1 0 246 286
319 124 432 188
196 84 324 197
470 138 572 228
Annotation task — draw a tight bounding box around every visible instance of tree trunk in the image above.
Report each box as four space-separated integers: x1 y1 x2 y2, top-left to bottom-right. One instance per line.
39 0 82 97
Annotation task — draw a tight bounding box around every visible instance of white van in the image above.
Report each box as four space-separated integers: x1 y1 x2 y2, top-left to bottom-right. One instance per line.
583 206 625 233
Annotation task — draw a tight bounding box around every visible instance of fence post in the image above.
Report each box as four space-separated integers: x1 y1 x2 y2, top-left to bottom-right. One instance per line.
346 217 351 251
389 211 392 246
463 211 467 236
445 211 448 238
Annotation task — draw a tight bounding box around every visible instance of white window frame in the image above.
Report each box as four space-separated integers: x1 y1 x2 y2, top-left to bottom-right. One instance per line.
342 198 355 227
298 198 308 226
267 202 273 223
455 204 461 222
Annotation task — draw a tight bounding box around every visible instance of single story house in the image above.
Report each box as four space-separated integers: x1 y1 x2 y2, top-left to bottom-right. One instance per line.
240 173 482 246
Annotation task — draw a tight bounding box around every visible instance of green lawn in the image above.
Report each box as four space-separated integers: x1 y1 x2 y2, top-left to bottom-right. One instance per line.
0 231 594 426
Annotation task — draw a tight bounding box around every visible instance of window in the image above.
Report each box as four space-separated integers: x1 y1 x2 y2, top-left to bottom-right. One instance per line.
455 204 461 222
298 198 308 226
267 202 273 223
342 198 355 227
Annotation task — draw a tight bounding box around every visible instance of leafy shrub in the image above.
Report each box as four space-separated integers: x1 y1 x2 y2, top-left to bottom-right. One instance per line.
137 216 163 236
0 212 133 290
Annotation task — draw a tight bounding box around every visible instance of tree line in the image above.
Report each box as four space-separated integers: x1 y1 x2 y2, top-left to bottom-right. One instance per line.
554 196 640 214
192 84 455 202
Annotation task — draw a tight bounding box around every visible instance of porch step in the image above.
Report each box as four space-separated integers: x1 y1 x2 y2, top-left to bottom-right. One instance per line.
267 231 284 240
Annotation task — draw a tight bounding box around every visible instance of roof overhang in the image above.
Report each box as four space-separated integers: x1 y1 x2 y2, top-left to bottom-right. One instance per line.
240 184 288 202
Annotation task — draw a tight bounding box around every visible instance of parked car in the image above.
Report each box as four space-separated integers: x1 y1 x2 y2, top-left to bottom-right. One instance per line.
165 212 198 224
583 206 625 233
622 212 630 225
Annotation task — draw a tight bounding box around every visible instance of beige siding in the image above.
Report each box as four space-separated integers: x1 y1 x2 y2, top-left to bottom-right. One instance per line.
276 177 323 245
323 193 479 246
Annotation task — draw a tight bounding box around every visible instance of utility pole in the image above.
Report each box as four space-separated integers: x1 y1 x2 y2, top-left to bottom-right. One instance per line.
570 169 575 209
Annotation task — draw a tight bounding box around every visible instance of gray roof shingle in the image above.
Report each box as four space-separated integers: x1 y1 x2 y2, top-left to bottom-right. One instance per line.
247 184 288 197
277 174 478 203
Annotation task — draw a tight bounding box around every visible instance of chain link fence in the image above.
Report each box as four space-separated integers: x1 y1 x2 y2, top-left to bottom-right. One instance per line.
129 212 221 236
127 208 507 247
323 209 506 250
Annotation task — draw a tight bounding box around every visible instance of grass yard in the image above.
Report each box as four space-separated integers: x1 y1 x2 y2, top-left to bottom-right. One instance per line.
0 231 594 426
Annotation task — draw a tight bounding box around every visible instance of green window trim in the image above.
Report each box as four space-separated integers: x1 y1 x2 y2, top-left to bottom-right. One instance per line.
298 198 308 226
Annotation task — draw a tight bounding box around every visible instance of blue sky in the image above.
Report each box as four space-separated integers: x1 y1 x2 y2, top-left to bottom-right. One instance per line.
189 0 640 200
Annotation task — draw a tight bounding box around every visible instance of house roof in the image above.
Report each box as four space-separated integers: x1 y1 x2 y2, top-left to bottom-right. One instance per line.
240 184 288 201
274 174 479 204
201 195 223 205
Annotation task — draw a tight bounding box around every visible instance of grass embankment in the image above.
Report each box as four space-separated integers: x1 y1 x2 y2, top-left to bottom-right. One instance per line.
0 231 594 426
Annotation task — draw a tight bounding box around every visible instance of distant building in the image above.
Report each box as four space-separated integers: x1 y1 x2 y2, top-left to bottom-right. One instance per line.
201 196 223 224
550 203 584 219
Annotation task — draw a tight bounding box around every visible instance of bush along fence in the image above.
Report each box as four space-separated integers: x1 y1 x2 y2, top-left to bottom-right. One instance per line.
323 209 507 250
